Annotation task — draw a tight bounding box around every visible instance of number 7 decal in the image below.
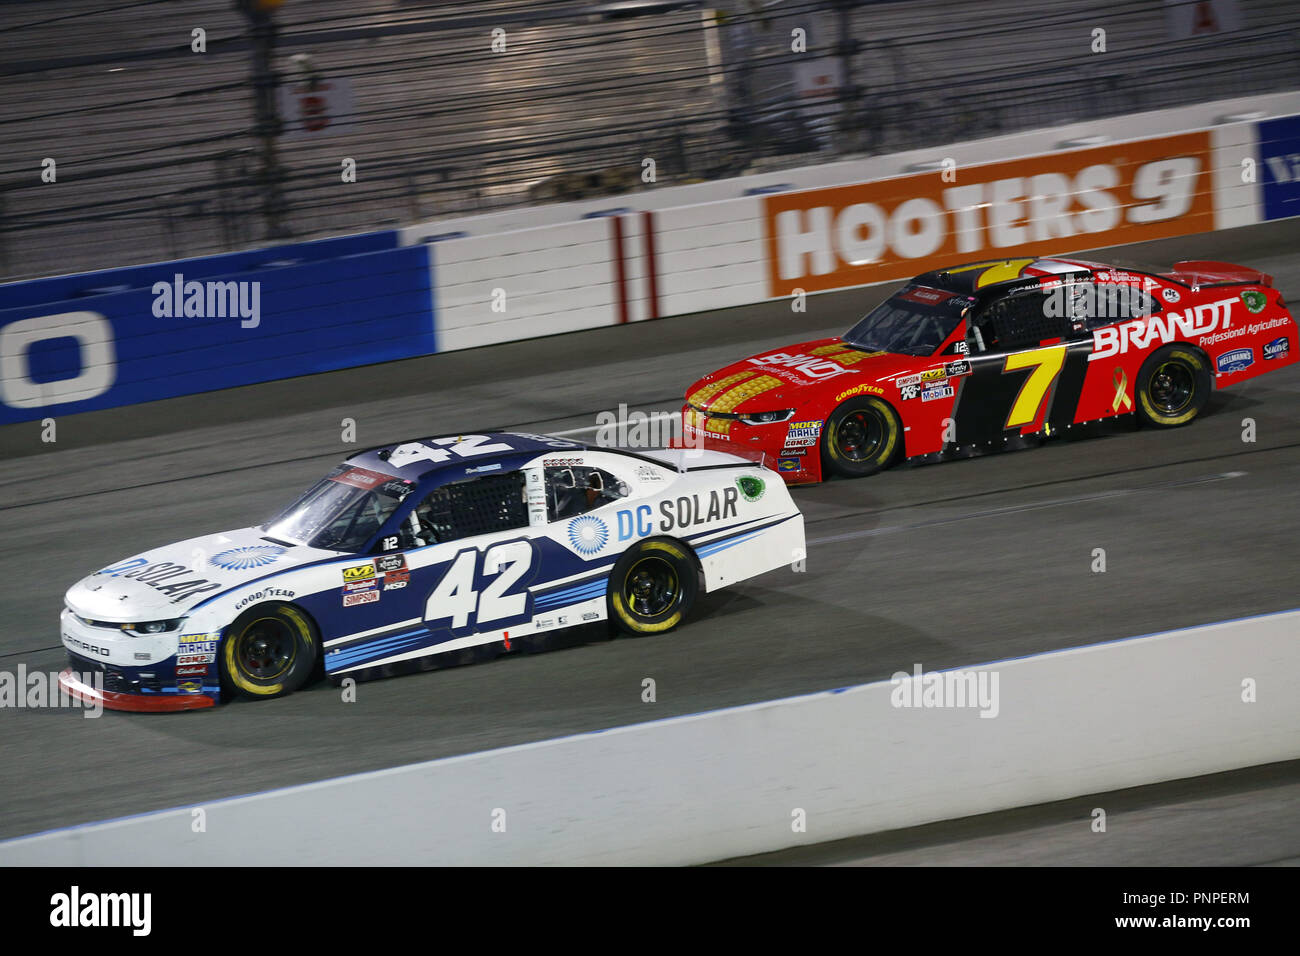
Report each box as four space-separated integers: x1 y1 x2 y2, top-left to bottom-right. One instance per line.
1003 345 1066 429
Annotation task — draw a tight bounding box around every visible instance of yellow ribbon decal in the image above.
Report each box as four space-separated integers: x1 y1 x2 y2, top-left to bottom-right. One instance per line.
1112 367 1132 412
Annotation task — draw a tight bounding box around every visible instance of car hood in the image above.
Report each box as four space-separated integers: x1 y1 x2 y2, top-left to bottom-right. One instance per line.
685 338 921 413
65 526 336 621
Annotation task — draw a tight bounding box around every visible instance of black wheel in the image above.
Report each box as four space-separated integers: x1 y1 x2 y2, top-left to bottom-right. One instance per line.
220 603 319 701
608 539 699 635
820 396 902 478
1136 345 1211 428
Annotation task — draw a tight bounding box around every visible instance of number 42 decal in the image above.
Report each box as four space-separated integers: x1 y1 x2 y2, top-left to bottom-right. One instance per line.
1002 345 1066 429
425 540 535 633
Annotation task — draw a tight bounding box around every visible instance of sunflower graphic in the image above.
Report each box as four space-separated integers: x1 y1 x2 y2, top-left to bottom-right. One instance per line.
567 516 609 556
209 545 287 571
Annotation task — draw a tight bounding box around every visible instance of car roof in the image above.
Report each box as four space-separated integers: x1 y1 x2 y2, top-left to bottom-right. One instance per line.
912 257 1099 295
343 431 590 483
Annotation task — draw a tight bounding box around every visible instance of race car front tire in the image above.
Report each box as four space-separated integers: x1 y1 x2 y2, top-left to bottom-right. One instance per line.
821 396 902 478
608 539 699 636
220 603 319 701
1135 345 1211 428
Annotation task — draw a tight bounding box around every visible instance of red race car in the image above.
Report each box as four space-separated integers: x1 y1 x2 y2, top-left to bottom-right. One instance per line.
681 257 1296 483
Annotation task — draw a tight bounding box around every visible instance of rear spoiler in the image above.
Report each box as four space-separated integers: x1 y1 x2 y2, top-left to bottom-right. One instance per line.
1165 261 1273 288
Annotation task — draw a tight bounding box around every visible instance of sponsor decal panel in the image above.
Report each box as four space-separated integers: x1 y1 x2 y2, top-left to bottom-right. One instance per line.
777 459 800 472
1240 290 1267 314
234 587 295 611
1263 336 1291 360
785 420 822 441
342 563 375 583
329 467 397 491
177 638 218 654
763 131 1214 297
835 383 884 401
921 385 955 402
1217 348 1253 373
735 475 766 503
343 590 380 607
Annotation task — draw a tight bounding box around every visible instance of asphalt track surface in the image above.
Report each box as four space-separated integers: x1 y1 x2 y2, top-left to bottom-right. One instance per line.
1 220 1297 861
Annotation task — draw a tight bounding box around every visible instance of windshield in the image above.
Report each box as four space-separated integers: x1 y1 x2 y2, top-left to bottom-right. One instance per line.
263 465 415 552
842 286 973 356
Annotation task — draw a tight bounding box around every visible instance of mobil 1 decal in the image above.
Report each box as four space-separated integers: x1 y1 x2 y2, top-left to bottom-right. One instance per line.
949 341 1090 445
423 538 540 638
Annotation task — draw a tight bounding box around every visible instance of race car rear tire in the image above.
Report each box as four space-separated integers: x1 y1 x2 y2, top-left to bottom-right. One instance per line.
220 603 319 701
1135 345 1211 428
821 396 902 478
608 539 699 636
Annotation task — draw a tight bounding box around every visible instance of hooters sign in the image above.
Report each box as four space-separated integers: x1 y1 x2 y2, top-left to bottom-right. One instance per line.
762 131 1214 298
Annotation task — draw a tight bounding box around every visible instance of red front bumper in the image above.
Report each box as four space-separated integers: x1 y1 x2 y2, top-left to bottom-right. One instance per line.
58 669 216 713
677 406 822 483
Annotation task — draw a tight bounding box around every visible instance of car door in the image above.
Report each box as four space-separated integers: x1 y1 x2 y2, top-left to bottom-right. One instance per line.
950 285 1091 446
324 470 540 674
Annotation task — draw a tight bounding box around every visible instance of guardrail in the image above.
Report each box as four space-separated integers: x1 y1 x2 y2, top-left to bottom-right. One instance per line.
2 92 1298 426
3 609 1296 865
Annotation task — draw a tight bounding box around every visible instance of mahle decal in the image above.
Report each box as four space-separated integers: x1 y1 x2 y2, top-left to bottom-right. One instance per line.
736 475 766 503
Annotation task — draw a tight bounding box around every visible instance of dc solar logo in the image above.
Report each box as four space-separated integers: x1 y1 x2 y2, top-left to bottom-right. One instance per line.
209 545 287 570
567 516 609 556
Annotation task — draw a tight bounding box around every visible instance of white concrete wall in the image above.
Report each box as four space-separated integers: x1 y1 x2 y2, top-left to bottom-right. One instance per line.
4 610 1295 865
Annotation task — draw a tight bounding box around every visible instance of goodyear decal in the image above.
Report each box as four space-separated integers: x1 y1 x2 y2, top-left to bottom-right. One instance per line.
835 383 884 401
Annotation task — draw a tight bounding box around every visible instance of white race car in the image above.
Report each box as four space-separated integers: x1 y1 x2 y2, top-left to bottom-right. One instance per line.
59 432 805 711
